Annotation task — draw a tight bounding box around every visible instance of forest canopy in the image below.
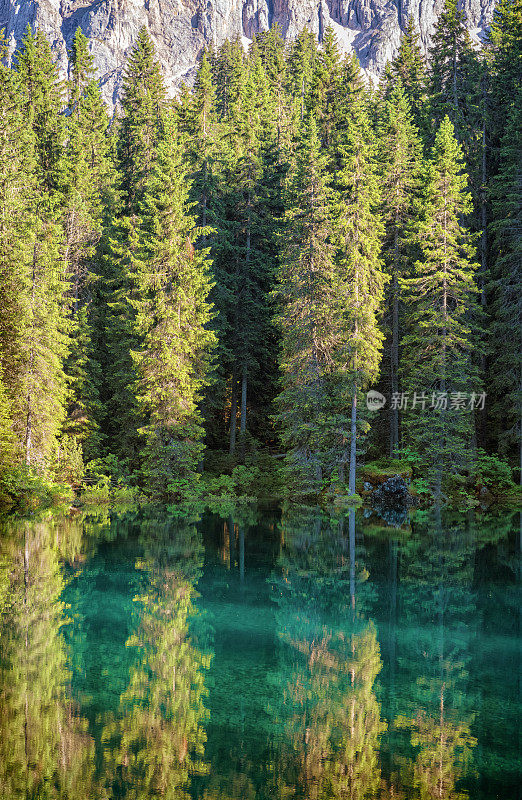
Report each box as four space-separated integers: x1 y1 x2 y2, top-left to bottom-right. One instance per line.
0 0 520 508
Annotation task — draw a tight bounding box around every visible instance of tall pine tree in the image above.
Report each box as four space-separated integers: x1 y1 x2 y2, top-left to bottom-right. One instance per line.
330 67 386 492
488 93 522 480
401 117 481 496
275 116 342 495
390 16 427 132
131 115 216 499
63 27 114 461
102 27 167 466
118 26 166 212
377 79 423 455
13 28 71 471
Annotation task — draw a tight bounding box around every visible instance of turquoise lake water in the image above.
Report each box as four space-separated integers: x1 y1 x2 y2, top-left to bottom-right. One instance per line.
0 505 520 799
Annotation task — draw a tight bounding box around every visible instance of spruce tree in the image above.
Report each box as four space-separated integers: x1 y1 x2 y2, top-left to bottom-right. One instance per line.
68 26 93 109
212 37 245 119
118 26 166 212
210 48 281 454
286 28 318 123
15 26 66 194
131 115 216 498
100 215 143 468
0 34 36 465
330 70 386 492
63 27 113 460
254 23 286 84
253 24 289 150
176 50 230 450
401 117 481 495
309 26 343 149
21 214 70 471
11 28 71 471
67 27 113 195
275 115 339 495
488 93 522 480
428 0 482 145
428 0 488 446
487 0 522 140
103 28 167 467
230 52 277 453
246 52 286 449
377 79 423 455
184 50 221 235
390 16 427 131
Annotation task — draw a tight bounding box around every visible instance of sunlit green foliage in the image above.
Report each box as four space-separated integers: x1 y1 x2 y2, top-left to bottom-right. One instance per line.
0 17 519 504
400 117 481 495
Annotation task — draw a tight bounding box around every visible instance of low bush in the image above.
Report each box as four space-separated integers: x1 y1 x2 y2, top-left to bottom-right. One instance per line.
0 466 74 512
201 449 284 501
360 457 413 486
474 450 515 492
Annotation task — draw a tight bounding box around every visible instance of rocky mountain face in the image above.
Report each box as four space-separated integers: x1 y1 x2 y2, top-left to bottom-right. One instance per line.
0 0 494 106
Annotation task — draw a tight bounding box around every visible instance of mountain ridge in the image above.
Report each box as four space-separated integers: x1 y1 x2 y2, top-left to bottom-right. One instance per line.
0 0 495 105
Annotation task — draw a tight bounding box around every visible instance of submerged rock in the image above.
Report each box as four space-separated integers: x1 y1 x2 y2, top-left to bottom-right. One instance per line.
372 474 412 503
370 473 416 527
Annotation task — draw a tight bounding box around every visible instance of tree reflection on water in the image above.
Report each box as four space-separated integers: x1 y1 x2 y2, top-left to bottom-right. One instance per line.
0 505 519 800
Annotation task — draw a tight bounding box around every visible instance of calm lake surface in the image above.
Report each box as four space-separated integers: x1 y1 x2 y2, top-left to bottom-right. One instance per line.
0 505 520 799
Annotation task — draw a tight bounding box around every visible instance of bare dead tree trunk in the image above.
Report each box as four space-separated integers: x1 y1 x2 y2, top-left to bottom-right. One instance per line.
240 363 247 439
228 516 235 569
479 107 488 447
349 509 356 612
517 279 522 485
239 525 245 584
229 369 238 455
348 391 357 495
25 246 37 466
390 271 400 456
239 187 252 460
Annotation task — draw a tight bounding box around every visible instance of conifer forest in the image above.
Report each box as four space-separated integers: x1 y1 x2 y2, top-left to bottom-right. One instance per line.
1 6 521 797
0 0 521 509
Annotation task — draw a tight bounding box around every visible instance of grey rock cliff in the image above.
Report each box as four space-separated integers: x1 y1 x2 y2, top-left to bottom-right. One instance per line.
0 0 494 106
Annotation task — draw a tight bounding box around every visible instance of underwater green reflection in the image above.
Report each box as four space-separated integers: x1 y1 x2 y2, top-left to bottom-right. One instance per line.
271 507 385 800
0 505 519 800
0 506 212 800
0 515 95 798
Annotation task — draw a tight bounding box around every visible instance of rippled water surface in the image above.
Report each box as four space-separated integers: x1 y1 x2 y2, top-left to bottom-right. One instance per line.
0 506 520 799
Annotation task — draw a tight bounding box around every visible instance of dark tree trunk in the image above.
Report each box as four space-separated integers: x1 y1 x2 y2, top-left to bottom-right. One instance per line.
390 273 399 455
239 525 245 584
348 391 357 495
229 369 238 455
349 509 356 613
